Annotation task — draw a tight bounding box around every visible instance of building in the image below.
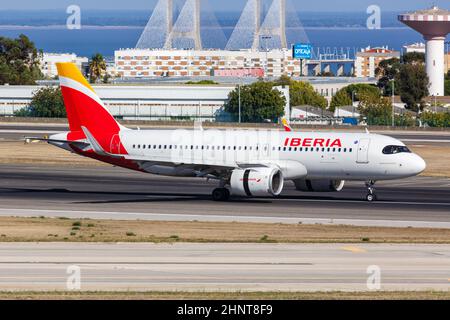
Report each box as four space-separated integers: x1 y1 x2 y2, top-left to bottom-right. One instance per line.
115 48 301 78
0 77 376 121
355 46 401 78
399 6 450 96
403 42 426 54
212 68 265 78
40 53 88 79
290 106 339 125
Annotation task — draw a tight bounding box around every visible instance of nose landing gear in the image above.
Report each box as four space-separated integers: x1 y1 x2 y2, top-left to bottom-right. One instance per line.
365 180 377 202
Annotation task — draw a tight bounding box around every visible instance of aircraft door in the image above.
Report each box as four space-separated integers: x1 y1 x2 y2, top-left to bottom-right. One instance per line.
356 139 370 164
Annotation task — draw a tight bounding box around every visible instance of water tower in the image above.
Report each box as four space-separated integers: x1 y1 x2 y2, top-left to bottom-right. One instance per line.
399 6 450 96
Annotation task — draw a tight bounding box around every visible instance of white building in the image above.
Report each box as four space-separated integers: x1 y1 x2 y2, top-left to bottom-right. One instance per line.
403 42 426 54
0 80 376 121
40 53 88 79
355 46 400 78
115 48 302 78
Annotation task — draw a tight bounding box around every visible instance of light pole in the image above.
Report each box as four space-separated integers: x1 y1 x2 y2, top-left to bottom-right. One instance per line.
391 80 395 127
238 79 241 123
351 91 356 118
446 41 450 76
261 35 272 80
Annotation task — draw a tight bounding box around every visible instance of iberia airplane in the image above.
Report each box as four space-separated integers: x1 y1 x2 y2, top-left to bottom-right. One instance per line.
27 63 426 202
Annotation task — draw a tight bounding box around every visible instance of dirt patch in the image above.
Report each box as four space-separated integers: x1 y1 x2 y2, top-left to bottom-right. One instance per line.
0 290 449 300
1 217 450 243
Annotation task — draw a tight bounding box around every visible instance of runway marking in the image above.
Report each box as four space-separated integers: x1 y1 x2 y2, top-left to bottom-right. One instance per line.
1 208 450 229
401 139 450 143
271 198 450 206
341 246 367 254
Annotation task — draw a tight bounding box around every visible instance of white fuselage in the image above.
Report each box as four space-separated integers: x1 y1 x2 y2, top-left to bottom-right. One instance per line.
114 129 426 181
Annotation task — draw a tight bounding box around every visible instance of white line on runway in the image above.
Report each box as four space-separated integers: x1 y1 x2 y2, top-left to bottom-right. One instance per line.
0 208 449 229
401 139 450 143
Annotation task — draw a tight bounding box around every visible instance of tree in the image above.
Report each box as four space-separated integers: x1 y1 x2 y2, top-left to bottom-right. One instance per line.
89 53 106 83
329 89 352 112
0 34 42 85
329 83 380 111
273 77 328 109
376 58 400 96
445 71 450 96
288 80 328 109
15 87 65 118
420 111 450 128
395 64 429 112
358 92 393 126
224 81 286 123
402 52 425 65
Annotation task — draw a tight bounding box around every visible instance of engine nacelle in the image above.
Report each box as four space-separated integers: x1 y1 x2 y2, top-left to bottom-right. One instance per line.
230 167 284 197
294 179 345 192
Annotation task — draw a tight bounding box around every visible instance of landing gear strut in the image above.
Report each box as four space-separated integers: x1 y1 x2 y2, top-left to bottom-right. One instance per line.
365 180 377 202
212 188 230 202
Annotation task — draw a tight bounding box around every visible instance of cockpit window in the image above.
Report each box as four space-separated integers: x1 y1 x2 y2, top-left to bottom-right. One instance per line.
382 145 411 155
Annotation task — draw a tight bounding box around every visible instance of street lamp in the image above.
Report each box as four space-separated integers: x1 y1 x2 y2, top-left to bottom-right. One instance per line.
261 35 272 79
238 80 241 124
391 80 395 127
446 41 450 77
351 91 356 118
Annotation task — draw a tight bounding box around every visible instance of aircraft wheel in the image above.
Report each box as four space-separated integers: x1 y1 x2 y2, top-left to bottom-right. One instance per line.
366 194 375 202
212 188 230 202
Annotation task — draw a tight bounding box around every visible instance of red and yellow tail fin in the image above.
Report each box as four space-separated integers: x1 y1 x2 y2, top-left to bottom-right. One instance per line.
281 118 292 132
56 63 123 149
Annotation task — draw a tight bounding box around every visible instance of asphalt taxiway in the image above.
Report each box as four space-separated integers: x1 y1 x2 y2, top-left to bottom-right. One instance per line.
0 164 449 228
0 243 448 291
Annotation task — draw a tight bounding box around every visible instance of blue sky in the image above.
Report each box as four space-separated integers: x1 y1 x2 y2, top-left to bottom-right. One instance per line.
1 0 449 12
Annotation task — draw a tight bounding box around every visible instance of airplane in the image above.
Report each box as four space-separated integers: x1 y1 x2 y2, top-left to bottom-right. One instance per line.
26 62 426 202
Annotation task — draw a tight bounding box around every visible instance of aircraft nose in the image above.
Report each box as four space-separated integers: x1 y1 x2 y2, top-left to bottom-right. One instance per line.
412 154 426 175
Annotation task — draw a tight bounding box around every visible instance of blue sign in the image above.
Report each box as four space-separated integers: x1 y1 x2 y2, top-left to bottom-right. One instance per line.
293 44 312 59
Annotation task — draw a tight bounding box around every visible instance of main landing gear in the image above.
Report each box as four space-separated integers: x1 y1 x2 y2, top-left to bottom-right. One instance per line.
365 180 377 202
212 188 230 202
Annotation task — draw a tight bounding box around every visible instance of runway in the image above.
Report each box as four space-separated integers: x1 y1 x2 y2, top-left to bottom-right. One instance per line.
0 164 449 228
0 243 448 292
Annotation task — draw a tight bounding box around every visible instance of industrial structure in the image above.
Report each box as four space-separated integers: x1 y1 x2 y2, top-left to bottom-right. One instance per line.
399 6 450 96
136 0 203 50
136 0 305 51
226 0 294 51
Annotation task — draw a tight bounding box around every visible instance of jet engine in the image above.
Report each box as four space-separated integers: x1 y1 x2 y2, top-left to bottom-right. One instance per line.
294 179 345 192
230 167 284 197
